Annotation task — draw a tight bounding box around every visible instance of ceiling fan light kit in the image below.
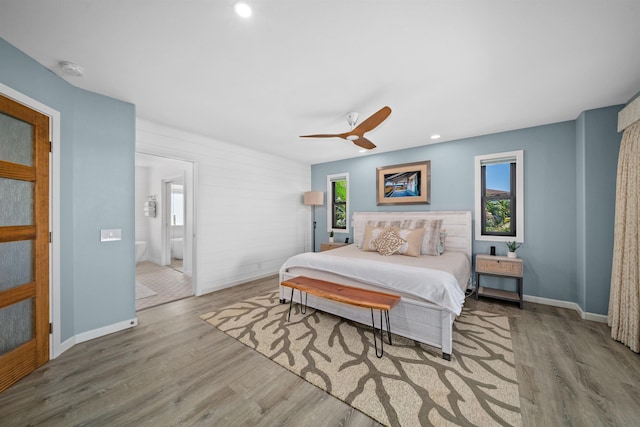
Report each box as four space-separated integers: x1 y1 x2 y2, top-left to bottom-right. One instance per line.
346 112 359 128
300 106 391 150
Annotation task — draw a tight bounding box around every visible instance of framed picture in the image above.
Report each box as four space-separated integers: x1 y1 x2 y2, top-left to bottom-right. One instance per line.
376 161 431 205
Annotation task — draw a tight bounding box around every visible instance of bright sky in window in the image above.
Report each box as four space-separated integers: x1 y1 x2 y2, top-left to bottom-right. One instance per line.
486 163 511 192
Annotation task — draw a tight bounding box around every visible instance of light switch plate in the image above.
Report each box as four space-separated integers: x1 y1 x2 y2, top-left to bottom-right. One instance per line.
100 229 122 242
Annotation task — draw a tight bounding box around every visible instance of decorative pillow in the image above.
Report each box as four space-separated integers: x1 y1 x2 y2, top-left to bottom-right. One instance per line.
438 229 447 254
400 219 443 256
421 220 443 255
361 224 393 252
394 227 427 257
357 220 402 248
372 229 407 256
368 220 402 228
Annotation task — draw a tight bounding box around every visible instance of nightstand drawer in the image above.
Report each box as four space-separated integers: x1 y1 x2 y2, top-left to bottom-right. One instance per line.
476 256 523 277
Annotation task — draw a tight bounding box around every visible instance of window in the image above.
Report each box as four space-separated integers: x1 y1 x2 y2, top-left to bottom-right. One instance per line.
475 150 523 242
327 173 349 233
170 184 184 226
482 162 515 235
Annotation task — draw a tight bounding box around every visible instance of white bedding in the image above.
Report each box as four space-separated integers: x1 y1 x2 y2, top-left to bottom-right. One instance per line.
280 245 470 315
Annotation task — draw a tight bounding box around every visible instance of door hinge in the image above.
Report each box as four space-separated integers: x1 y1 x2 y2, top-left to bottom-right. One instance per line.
49 323 52 334
49 141 52 152
49 232 52 243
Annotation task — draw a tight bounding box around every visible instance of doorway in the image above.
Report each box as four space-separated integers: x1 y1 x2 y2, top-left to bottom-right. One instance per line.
162 178 185 271
134 153 195 310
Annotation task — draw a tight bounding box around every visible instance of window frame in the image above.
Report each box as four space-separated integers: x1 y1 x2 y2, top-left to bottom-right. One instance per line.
474 150 524 243
326 172 349 234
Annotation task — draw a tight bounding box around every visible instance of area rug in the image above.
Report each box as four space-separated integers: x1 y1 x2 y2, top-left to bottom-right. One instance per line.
135 281 157 300
200 291 522 426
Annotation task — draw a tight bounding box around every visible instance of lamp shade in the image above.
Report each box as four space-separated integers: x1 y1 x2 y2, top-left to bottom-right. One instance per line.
303 191 324 206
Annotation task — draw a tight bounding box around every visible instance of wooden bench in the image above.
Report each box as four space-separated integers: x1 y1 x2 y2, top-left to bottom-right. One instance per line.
280 276 401 358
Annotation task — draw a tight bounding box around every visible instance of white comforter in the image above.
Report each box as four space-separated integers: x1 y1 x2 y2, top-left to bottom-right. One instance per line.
280 246 469 315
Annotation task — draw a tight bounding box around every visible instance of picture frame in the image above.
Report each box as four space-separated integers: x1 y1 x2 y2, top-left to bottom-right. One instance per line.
376 161 431 205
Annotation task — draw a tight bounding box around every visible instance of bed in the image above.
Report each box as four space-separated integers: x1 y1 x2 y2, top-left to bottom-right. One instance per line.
279 211 472 360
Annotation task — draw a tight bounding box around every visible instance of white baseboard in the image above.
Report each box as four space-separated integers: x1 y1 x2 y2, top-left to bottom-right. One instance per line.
523 295 608 323
197 270 278 296
51 335 76 359
58 336 75 356
75 317 139 344
576 307 609 323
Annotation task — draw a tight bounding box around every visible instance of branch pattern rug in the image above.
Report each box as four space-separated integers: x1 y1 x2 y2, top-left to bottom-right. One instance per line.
200 291 521 426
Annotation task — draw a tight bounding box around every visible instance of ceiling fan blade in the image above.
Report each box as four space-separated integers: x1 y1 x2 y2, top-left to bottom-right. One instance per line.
299 133 343 138
353 137 376 150
351 106 392 135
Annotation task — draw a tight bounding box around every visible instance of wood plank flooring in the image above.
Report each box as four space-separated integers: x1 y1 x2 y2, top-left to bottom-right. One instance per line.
1 276 639 426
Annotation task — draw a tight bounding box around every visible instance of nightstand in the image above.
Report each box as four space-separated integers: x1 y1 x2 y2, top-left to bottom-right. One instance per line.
320 242 349 252
475 254 523 308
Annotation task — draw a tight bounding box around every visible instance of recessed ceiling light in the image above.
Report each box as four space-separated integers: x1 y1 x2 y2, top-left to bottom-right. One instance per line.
430 134 441 140
233 1 252 18
58 60 84 77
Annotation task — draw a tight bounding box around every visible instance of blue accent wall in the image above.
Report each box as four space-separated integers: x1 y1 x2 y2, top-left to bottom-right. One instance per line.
311 109 623 315
1 38 136 340
72 88 136 332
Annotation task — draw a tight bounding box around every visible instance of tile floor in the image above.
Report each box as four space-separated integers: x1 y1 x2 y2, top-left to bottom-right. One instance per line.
135 260 192 311
169 257 183 272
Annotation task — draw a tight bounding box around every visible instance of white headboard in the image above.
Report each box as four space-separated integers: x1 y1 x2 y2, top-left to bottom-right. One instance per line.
352 211 472 259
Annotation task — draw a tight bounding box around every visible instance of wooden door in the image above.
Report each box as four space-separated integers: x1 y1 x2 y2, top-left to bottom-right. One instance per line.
0 93 50 393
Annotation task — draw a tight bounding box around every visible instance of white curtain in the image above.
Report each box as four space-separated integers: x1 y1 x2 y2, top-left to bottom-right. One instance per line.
609 120 640 353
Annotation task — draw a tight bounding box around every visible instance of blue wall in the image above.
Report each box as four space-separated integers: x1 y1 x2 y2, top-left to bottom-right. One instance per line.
311 108 622 315
577 107 621 314
0 38 136 340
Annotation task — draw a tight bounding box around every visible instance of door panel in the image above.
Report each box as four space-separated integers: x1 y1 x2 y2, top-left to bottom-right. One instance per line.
0 240 34 291
0 111 33 166
0 299 34 355
0 178 34 225
0 93 49 393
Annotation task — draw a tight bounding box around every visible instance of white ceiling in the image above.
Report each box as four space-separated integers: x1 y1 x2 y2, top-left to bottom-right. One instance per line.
2 1 639 165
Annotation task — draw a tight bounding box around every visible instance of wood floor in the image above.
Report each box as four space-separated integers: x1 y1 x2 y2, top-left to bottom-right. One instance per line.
1 275 639 426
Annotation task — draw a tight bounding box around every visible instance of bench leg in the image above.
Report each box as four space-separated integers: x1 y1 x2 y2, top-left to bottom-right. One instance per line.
385 310 392 345
300 291 308 314
287 287 295 321
371 308 392 358
287 289 308 322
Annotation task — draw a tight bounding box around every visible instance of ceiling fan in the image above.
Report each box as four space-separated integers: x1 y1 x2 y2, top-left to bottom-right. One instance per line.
300 106 392 150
